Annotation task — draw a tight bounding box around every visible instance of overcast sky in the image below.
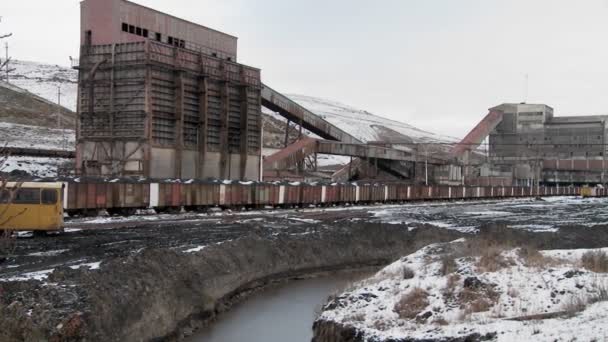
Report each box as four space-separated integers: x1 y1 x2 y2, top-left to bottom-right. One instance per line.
3 0 608 138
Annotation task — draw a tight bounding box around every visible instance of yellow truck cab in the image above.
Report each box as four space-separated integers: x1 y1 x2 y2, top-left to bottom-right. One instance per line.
0 182 64 232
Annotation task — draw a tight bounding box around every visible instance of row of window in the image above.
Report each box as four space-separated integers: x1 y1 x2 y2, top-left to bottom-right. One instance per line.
122 23 150 39
120 22 228 60
121 22 185 48
0 189 58 205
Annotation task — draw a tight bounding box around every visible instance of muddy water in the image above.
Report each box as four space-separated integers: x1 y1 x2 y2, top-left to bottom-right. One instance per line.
191 272 368 342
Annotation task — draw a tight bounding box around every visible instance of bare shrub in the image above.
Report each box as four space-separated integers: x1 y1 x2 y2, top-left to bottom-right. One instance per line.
394 287 430 320
402 266 415 280
442 273 461 300
582 250 608 273
372 319 391 331
458 279 500 314
453 237 513 273
440 254 457 276
345 312 366 322
477 247 509 272
432 316 449 325
588 278 608 305
459 288 495 313
561 295 587 317
518 245 555 267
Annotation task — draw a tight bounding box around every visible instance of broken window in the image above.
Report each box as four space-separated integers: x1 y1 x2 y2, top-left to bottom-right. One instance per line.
129 25 135 34
168 36 174 45
122 23 129 32
136 27 142 36
143 29 149 38
156 33 162 42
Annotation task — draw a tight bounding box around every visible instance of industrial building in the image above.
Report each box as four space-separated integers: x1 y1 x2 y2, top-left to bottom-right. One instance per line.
454 103 608 186
76 0 262 180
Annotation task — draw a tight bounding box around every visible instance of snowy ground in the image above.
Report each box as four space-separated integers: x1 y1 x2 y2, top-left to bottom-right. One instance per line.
57 196 608 235
318 240 608 341
8 60 78 112
1 156 70 178
369 196 608 233
0 122 74 151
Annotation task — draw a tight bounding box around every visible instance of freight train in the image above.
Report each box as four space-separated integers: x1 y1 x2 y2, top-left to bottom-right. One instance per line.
61 179 590 217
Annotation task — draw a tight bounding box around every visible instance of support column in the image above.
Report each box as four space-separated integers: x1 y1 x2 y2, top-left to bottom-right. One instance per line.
219 81 230 179
284 120 290 147
239 85 249 180
174 71 185 178
109 44 116 175
143 40 153 178
197 76 208 179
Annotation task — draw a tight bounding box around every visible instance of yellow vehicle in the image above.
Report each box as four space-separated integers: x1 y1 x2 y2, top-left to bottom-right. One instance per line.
0 182 64 232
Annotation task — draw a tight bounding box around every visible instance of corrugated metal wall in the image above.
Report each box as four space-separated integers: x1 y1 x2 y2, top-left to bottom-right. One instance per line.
77 40 262 180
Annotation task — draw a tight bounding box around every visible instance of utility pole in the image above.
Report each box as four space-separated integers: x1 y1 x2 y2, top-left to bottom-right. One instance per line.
0 16 13 83
4 42 8 83
57 85 62 129
425 148 429 186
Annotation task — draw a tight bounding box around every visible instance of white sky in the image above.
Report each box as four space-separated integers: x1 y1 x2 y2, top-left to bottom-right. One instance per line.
3 0 608 139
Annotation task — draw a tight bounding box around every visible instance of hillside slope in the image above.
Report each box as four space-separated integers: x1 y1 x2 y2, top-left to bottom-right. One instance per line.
287 94 456 144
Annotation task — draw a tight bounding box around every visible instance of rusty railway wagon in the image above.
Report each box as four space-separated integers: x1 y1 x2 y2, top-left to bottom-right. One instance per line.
59 179 588 216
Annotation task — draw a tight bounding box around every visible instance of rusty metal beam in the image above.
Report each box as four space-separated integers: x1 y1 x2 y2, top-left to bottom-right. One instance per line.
197 75 208 179
219 80 230 179
261 84 361 144
174 71 185 178
451 110 504 157
239 84 249 180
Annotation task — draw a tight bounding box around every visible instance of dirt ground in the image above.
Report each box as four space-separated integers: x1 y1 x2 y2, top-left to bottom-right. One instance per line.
1 196 608 341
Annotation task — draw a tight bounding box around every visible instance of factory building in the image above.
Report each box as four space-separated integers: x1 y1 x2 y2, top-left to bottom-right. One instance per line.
76 0 262 180
487 103 608 185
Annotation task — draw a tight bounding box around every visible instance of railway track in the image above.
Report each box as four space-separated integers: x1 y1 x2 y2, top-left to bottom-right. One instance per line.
3 146 75 158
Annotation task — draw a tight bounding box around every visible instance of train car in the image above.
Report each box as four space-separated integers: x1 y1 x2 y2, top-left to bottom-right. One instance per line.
282 183 302 207
253 183 279 208
300 184 323 206
66 181 149 216
340 184 357 203
0 182 64 232
324 184 341 205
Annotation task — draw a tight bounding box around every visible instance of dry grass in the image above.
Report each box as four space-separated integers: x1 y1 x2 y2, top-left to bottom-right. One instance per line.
432 316 449 325
442 273 461 300
561 295 588 316
477 247 511 272
394 287 430 320
345 312 366 322
559 279 608 317
518 245 561 268
459 288 498 313
440 254 458 276
581 250 608 273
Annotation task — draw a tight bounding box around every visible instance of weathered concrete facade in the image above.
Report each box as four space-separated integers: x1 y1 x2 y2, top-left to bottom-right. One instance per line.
76 0 262 180
489 103 608 185
80 0 237 60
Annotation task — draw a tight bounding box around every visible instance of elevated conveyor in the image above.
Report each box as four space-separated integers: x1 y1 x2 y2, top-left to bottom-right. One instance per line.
261 84 362 144
451 110 504 157
264 138 414 171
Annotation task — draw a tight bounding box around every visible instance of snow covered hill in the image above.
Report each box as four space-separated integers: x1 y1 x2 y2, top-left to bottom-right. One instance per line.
287 94 457 144
316 239 608 341
9 60 455 146
8 60 78 112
